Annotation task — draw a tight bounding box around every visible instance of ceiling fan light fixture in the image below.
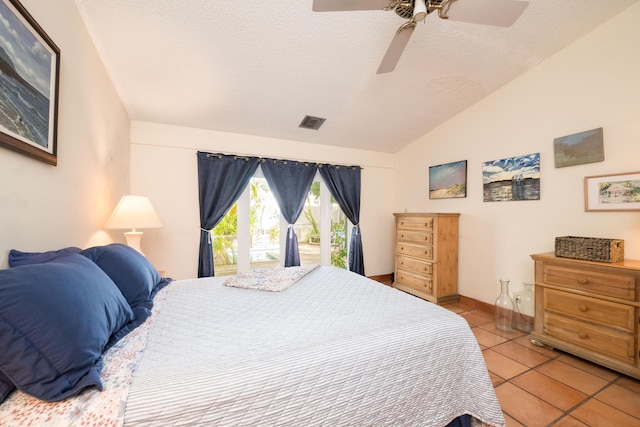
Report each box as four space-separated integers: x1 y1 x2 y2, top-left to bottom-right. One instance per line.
413 0 427 22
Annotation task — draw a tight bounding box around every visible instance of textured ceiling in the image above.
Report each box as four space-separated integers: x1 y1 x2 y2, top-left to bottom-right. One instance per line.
74 0 638 153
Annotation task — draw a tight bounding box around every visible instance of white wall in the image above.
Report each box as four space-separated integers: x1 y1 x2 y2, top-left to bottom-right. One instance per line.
130 122 396 279
0 0 130 268
395 3 640 304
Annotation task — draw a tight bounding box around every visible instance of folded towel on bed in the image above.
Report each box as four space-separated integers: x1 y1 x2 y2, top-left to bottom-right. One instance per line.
223 264 319 292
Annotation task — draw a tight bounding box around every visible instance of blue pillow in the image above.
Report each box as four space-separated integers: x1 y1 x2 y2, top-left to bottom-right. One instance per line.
0 254 134 402
81 244 166 311
8 246 82 267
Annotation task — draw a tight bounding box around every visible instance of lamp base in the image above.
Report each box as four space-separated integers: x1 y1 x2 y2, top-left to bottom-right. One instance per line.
124 231 145 256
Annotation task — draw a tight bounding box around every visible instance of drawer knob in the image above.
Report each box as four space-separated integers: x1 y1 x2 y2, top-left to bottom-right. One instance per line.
577 304 588 312
577 278 588 285
577 332 588 339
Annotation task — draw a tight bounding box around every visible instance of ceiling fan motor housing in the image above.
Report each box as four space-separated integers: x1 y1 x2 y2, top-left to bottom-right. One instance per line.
395 1 415 19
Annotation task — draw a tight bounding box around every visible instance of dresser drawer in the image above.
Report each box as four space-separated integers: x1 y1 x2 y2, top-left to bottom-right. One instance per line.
396 243 433 261
396 268 433 295
543 289 634 333
396 216 434 231
544 312 635 365
397 229 433 246
543 264 636 300
396 256 433 276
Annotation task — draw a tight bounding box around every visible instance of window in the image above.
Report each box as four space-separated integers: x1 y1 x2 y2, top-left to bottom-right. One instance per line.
212 170 348 275
249 176 280 270
293 181 321 266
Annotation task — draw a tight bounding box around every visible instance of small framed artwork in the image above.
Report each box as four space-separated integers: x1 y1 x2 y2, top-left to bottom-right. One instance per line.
554 127 604 168
584 171 640 211
483 153 540 202
429 160 467 199
0 0 60 165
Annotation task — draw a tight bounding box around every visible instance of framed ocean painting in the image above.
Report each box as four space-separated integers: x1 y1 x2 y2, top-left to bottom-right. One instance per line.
0 0 60 165
483 153 540 202
429 160 467 199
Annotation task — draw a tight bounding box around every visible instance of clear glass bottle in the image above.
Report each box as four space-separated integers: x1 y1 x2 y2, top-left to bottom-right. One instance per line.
514 283 534 333
495 279 515 332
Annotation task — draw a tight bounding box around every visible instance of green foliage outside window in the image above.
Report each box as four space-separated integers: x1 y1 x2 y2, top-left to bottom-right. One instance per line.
211 180 348 269
303 182 320 238
330 220 347 268
211 204 237 265
211 182 261 266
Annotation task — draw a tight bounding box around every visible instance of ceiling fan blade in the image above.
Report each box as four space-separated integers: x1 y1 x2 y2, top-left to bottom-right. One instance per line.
445 0 529 27
377 23 416 74
312 0 391 12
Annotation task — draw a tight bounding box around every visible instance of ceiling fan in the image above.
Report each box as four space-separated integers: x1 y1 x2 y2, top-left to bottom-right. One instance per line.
312 0 529 74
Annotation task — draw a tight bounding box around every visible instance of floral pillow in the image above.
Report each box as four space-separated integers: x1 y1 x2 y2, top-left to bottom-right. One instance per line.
224 265 319 292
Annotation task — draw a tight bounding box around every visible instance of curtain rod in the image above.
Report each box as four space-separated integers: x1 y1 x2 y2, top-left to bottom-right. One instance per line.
199 151 362 169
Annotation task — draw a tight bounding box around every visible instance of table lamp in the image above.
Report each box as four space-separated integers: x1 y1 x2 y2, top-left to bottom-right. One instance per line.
105 195 162 256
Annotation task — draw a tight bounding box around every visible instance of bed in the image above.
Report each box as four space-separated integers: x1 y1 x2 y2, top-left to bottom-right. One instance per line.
0 244 505 427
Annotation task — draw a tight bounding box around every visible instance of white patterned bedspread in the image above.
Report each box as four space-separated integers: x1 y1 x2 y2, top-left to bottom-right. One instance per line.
124 266 505 427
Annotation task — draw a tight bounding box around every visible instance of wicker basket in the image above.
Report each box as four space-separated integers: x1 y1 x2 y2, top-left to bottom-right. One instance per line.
555 236 624 263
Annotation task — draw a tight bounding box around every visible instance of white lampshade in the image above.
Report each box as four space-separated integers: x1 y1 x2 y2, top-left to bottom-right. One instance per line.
105 195 162 255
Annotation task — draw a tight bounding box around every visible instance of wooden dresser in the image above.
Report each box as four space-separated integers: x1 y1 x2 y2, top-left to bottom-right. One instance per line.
392 213 459 304
530 253 640 380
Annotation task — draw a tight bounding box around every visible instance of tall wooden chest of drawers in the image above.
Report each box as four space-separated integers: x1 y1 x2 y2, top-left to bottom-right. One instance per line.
530 253 640 380
393 213 459 304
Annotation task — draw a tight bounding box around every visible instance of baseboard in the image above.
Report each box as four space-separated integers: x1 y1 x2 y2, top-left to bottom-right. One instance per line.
458 294 535 327
457 294 495 314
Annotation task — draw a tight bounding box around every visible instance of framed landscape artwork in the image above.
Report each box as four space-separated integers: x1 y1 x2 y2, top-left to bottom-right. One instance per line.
483 153 540 202
584 171 640 212
0 0 60 165
554 127 604 168
429 160 467 199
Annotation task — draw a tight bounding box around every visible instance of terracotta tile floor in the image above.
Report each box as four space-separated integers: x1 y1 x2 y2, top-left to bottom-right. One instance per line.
442 301 640 427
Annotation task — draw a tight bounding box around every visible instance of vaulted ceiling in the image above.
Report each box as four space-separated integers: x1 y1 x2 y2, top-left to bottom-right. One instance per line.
75 0 638 153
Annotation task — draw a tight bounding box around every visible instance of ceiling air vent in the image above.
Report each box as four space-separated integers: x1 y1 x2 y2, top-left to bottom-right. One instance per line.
299 115 326 130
